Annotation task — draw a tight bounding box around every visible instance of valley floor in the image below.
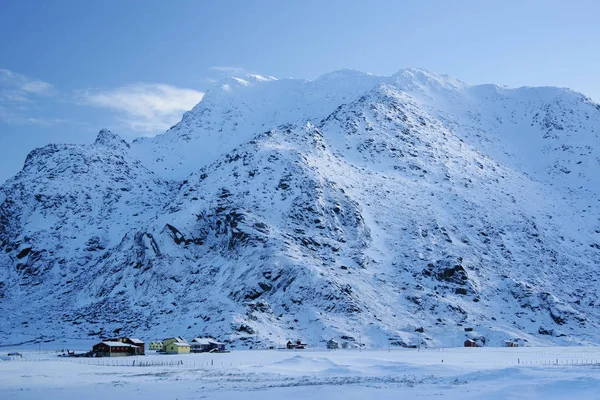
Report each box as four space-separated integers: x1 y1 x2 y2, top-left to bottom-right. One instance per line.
1 346 600 399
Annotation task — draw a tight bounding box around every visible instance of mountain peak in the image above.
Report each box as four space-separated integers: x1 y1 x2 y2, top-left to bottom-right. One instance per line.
391 68 465 92
313 68 375 81
94 129 130 150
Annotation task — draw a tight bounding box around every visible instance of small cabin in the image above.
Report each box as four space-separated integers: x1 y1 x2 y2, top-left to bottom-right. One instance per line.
326 339 339 350
503 340 519 348
464 339 478 348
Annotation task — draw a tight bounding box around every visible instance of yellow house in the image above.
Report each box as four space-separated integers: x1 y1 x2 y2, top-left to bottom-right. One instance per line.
163 337 190 354
149 341 163 351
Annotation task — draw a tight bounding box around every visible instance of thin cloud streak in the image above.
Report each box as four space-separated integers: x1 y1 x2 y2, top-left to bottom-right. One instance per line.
0 69 55 99
0 69 58 126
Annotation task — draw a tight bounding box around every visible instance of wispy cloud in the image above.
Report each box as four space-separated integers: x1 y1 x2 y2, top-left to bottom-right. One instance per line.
79 83 204 133
210 66 248 76
0 70 204 134
0 69 55 100
0 69 59 126
0 105 67 127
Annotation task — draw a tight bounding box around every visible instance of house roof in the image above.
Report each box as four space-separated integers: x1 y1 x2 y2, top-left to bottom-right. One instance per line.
97 341 136 348
163 336 189 344
191 337 223 345
103 337 144 344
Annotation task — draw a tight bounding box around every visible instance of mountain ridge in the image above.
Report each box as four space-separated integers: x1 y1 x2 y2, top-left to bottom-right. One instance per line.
1 68 599 348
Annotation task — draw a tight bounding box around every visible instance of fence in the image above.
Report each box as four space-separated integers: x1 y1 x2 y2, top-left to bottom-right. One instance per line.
67 358 239 368
3 347 600 369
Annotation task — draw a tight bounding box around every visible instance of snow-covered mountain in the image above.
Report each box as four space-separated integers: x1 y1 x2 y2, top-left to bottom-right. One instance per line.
1 68 599 348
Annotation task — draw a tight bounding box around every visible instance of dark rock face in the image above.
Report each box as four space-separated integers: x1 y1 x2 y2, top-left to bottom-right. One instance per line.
423 257 469 286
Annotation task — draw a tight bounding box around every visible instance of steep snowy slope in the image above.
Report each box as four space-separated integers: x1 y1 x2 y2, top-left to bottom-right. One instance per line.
1 69 599 348
0 130 176 334
388 69 600 235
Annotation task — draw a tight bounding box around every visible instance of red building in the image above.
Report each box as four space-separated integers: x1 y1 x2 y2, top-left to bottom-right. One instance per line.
105 337 145 355
92 337 145 357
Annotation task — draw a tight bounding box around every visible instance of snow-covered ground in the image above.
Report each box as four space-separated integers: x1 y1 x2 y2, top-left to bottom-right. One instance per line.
2 347 600 399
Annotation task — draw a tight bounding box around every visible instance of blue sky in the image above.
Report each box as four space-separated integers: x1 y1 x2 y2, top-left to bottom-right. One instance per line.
1 0 599 182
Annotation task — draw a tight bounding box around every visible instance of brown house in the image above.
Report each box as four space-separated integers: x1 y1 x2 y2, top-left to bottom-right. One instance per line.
104 337 145 355
464 339 478 347
92 341 139 357
286 339 307 349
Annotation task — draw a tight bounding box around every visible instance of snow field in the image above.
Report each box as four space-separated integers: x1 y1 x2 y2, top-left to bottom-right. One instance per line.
2 347 600 399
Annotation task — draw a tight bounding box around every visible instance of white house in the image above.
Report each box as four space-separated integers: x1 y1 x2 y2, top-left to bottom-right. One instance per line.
190 337 226 353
